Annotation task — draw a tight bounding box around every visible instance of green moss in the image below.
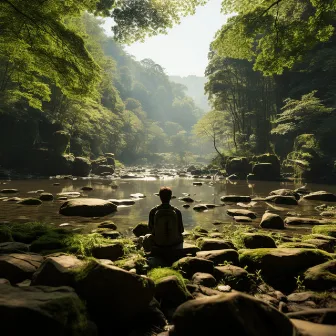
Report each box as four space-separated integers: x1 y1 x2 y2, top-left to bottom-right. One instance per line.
10 222 54 243
30 231 68 253
115 253 147 271
278 242 317 249
72 259 97 282
312 225 336 238
0 225 13 243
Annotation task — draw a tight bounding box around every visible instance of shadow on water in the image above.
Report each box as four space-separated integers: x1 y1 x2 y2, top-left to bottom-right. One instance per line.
0 177 335 235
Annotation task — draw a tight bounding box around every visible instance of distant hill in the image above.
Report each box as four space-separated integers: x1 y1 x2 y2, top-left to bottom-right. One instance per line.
169 75 210 112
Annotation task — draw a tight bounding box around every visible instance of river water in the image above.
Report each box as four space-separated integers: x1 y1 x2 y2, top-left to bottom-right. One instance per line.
0 177 335 235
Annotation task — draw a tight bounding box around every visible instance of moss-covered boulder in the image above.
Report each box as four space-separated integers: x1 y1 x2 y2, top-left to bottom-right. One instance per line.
242 233 276 249
72 157 91 177
304 259 336 291
312 225 336 238
91 242 124 261
278 242 316 249
30 232 67 253
197 238 235 251
0 285 90 336
59 198 117 217
239 248 332 292
196 249 239 266
173 257 214 279
171 292 296 336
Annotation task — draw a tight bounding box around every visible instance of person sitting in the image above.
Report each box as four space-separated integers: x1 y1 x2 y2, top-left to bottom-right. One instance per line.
140 186 184 252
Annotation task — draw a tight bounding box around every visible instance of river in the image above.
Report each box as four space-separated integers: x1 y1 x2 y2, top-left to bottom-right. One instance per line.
1 177 335 235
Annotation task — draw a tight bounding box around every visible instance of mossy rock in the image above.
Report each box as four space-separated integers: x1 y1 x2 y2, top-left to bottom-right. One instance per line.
277 242 317 249
304 259 336 291
239 248 332 292
242 233 276 249
30 232 67 253
17 198 42 205
312 225 336 238
10 222 54 244
0 226 13 243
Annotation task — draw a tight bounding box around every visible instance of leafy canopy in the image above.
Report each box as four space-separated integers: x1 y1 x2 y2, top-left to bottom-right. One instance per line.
213 0 336 75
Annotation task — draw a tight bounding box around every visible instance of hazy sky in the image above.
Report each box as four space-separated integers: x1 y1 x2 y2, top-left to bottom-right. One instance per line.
102 0 230 77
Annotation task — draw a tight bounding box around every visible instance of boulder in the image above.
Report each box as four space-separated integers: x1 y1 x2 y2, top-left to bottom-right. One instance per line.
303 259 336 291
91 243 124 261
252 163 279 181
214 265 252 291
173 257 214 278
17 198 42 205
94 165 114 175
197 238 235 251
220 195 251 203
239 248 332 291
225 157 251 179
227 209 257 219
260 213 284 229
133 223 150 237
196 249 239 266
155 275 191 306
72 157 91 176
290 319 336 336
75 260 154 329
303 191 336 202
31 254 84 287
303 239 333 252
269 189 300 200
193 204 208 211
0 242 29 253
242 233 276 248
108 198 135 205
0 253 43 284
39 193 54 201
192 272 217 287
183 204 190 208
265 195 298 205
59 198 117 217
284 217 324 225
0 285 90 336
52 130 70 154
171 292 296 336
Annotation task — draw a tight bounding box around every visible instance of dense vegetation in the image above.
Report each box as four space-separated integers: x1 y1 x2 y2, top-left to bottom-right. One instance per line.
194 0 336 182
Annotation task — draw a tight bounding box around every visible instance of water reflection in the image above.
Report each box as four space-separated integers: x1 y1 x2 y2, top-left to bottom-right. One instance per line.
0 178 335 234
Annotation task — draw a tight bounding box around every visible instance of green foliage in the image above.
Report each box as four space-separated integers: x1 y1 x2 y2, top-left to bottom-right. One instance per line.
214 0 336 75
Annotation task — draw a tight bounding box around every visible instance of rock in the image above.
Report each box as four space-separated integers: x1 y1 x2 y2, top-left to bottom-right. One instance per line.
171 292 295 336
303 239 333 252
312 225 336 238
3 197 22 202
97 221 117 230
100 230 120 239
17 198 42 205
53 183 60 186
196 249 239 266
286 308 336 325
242 233 276 248
151 243 200 262
91 243 124 261
0 226 13 243
260 213 285 229
31 254 84 287
205 204 218 209
155 275 191 306
75 260 154 330
178 197 194 203
239 248 332 292
192 272 217 287
269 189 300 200
95 165 115 175
278 242 317 249
309 234 336 247
193 204 208 211
59 198 117 217
39 193 54 201
72 157 91 176
265 195 298 205
227 208 257 219
284 217 324 225
0 189 18 193
193 182 203 186
214 265 252 291
81 186 93 191
173 257 214 278
217 285 232 292
225 157 251 179
57 191 81 198
0 285 90 336
0 253 43 284
133 223 150 237
0 278 10 285
197 238 235 251
227 174 239 181
0 242 29 253
186 284 223 299
234 216 252 223
320 211 336 218
182 204 190 208
220 195 251 203
108 198 135 205
303 191 336 202
290 319 336 336
303 259 336 290
130 193 146 198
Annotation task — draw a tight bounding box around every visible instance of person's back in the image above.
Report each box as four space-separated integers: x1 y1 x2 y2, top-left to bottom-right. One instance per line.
144 186 184 251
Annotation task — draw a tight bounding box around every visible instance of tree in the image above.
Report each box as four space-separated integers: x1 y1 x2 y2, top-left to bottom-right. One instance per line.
213 0 336 75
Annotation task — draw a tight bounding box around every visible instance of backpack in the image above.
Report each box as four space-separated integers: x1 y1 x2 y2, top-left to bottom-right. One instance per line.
153 206 181 246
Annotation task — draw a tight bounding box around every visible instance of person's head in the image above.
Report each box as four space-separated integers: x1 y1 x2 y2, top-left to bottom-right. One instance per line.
159 186 172 204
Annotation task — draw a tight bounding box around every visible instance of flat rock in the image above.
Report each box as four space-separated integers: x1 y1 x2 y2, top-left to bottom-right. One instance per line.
197 238 235 251
59 198 117 217
109 199 135 205
57 191 81 198
234 216 252 223
130 193 145 198
193 204 208 211
17 198 42 205
97 221 117 230
303 191 336 202
0 253 43 284
290 319 336 336
196 249 239 266
178 197 194 203
220 195 251 203
0 189 18 193
227 208 257 219
320 211 336 218
269 189 300 200
39 193 54 201
265 195 298 205
284 217 324 225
